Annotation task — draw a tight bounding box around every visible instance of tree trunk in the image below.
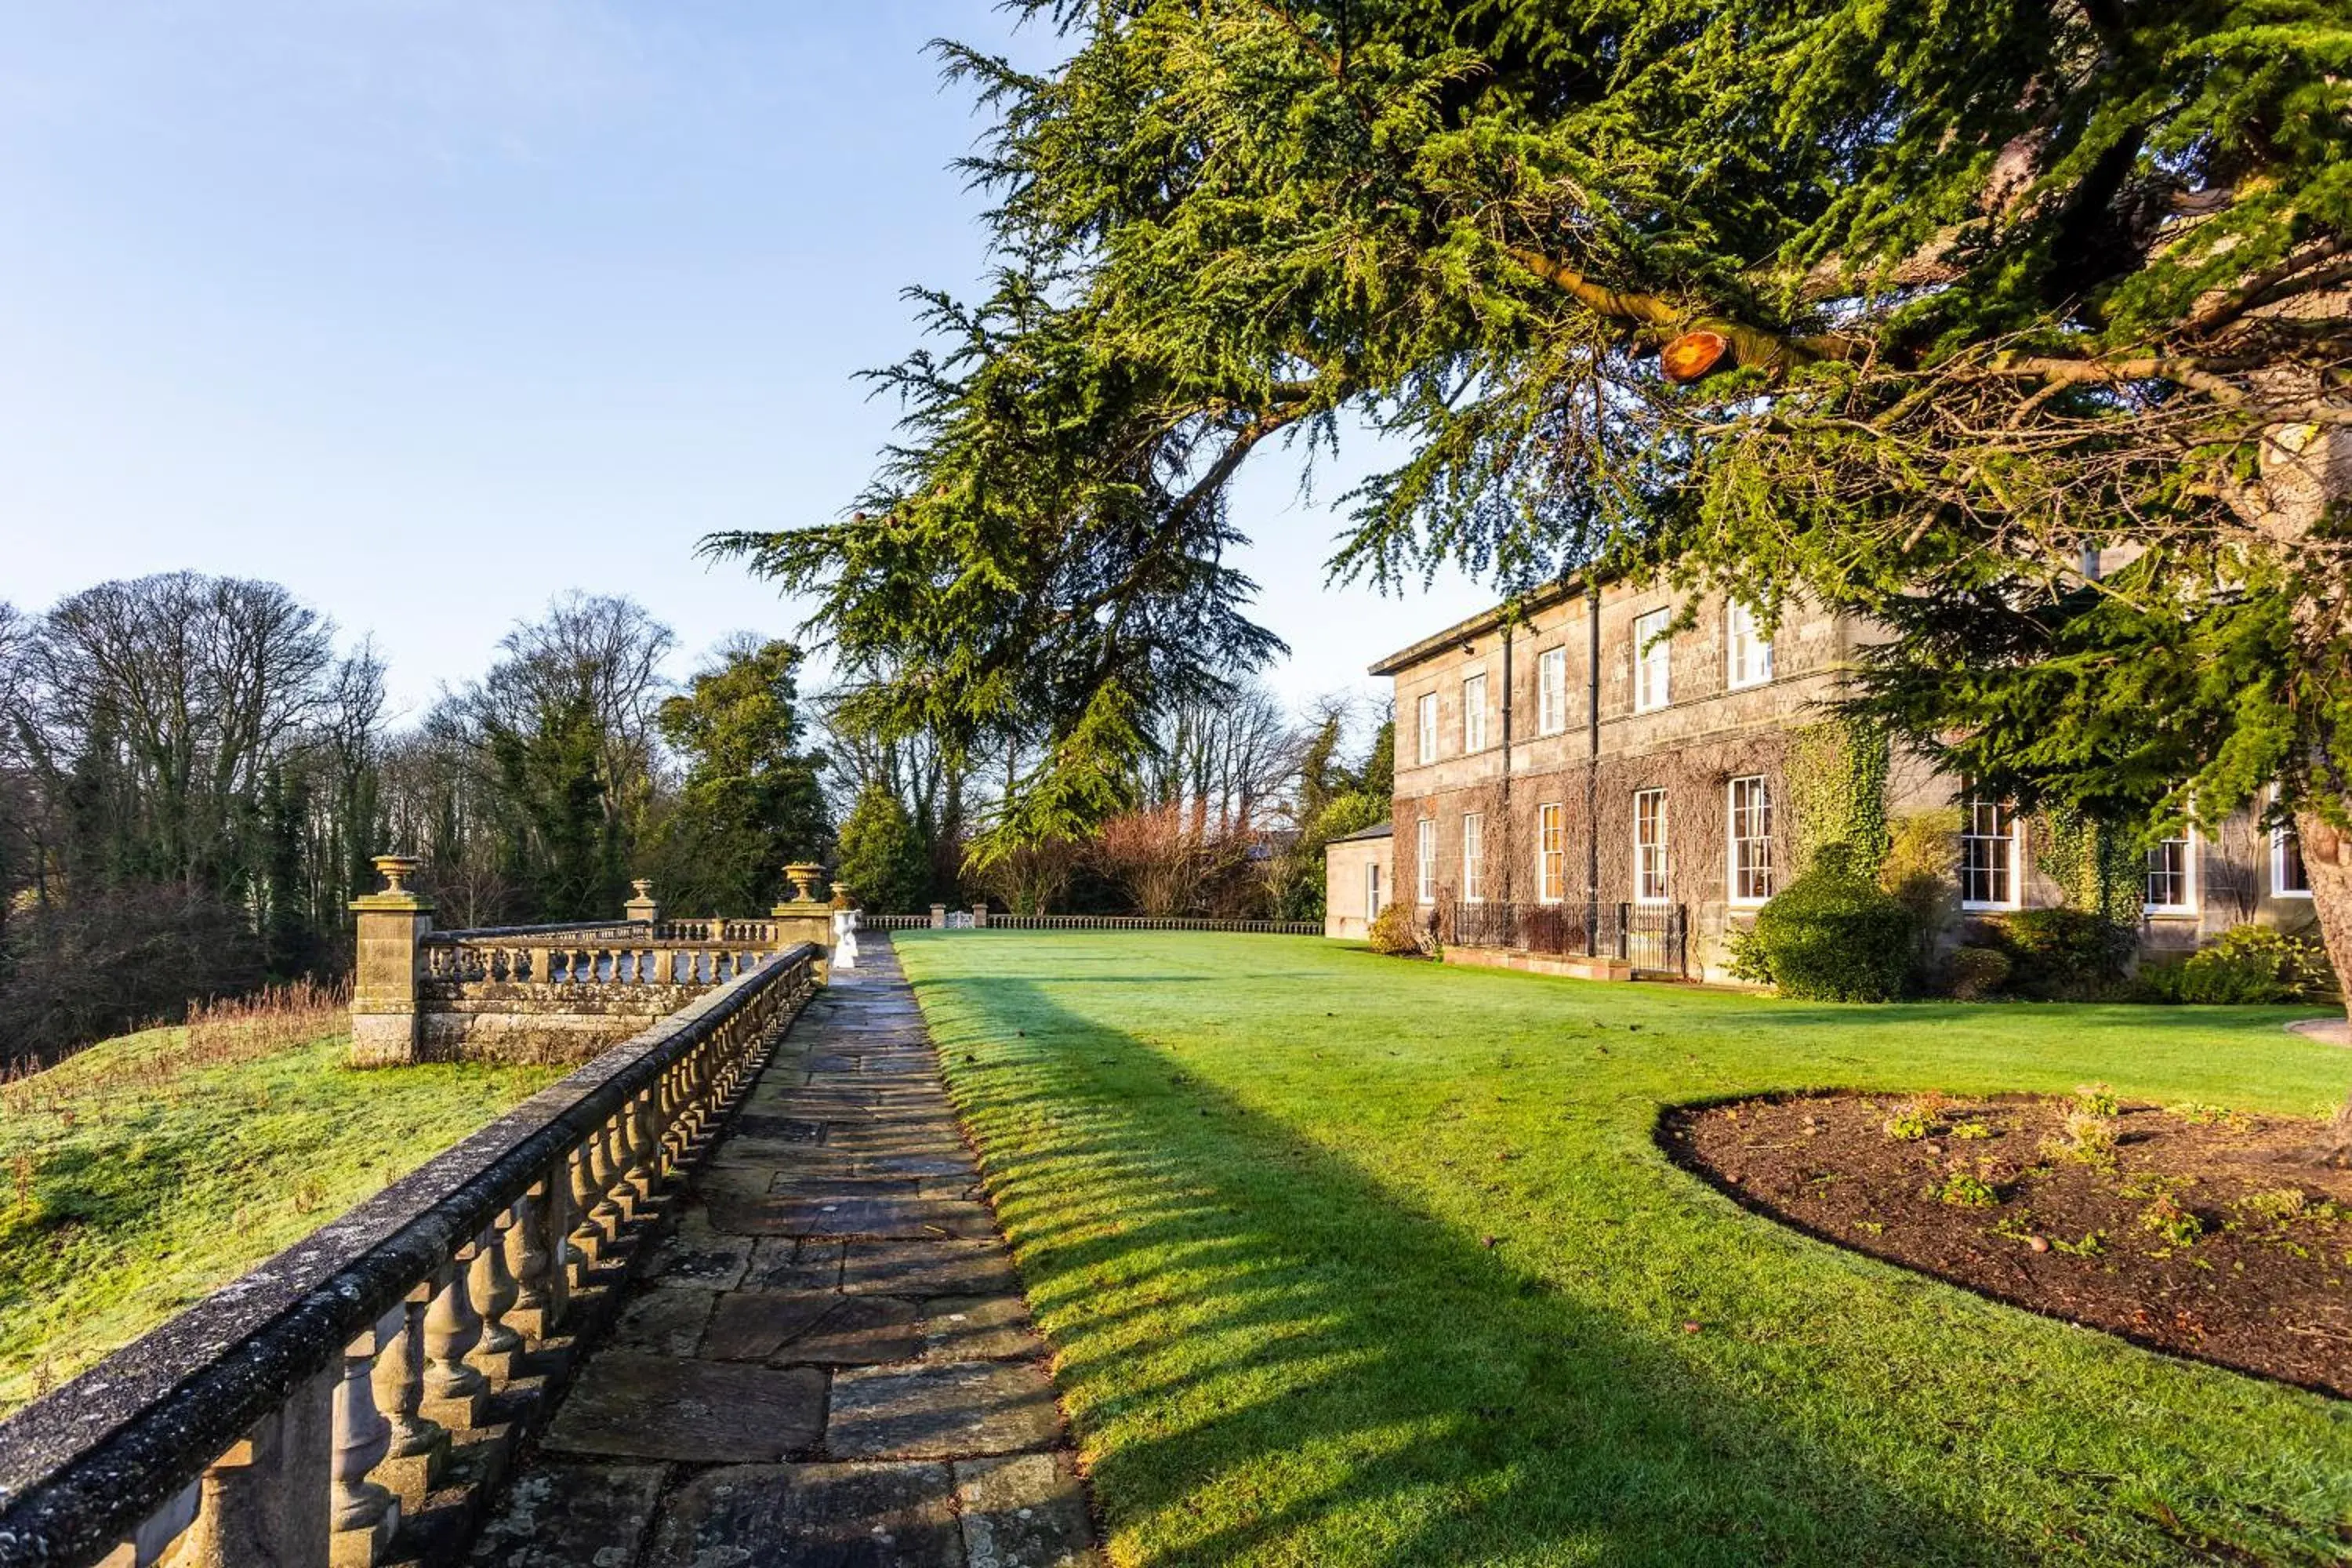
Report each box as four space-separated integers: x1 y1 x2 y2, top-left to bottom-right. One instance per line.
2292 812 2352 1028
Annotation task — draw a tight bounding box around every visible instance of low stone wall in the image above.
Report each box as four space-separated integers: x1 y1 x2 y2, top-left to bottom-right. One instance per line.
1442 945 1632 982
418 983 710 1064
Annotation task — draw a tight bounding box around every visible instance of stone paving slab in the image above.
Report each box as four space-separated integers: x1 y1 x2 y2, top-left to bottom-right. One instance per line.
646 1463 962 1568
471 940 1098 1568
541 1351 826 1462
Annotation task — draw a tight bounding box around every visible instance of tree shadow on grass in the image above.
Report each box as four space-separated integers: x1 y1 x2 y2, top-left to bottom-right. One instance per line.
922 975 2034 1568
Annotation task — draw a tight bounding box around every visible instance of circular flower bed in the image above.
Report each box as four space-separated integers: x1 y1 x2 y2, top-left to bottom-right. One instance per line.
1661 1090 2352 1397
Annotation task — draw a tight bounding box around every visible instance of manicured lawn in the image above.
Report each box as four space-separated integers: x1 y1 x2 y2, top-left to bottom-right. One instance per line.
0 1026 561 1415
891 931 2352 1568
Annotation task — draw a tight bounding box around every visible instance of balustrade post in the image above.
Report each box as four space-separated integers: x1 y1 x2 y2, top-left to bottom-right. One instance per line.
368 1296 448 1515
348 856 431 1069
168 1364 336 1568
418 1259 487 1432
469 1217 524 1382
329 1324 397 1566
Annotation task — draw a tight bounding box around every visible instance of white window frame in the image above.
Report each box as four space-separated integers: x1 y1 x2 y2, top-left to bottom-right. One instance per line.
1726 776 1773 906
1416 818 1436 904
1959 800 2023 911
1461 672 1487 753
1725 601 1774 690
1632 608 1671 713
2273 822 2312 898
1634 788 1669 904
1364 862 1382 923
1537 802 1565 904
2143 830 2198 915
1537 647 1568 736
1461 812 1485 903
1416 691 1439 766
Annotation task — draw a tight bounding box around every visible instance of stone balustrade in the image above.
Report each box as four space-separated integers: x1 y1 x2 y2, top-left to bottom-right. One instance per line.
348 858 838 1067
0 944 822 1568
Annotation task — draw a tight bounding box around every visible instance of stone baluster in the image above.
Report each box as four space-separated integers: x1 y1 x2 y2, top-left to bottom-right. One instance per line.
368 1296 448 1516
565 1143 602 1282
418 1259 487 1432
505 1184 564 1340
624 1088 657 1206
99 1479 201 1566
469 1216 524 1382
164 1367 336 1568
330 1323 398 1563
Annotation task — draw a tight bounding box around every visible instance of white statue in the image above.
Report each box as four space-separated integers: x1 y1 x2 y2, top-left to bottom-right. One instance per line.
831 907 861 971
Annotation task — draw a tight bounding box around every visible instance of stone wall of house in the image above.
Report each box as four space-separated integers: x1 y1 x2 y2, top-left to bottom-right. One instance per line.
1377 578 2325 983
1323 830 1393 939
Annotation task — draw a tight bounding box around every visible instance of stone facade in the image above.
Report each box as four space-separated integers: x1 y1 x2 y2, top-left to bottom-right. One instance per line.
1323 823 1392 939
1338 576 2323 981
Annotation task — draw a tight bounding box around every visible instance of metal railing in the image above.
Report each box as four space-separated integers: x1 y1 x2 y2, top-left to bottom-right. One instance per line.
1444 900 1689 977
0 946 822 1568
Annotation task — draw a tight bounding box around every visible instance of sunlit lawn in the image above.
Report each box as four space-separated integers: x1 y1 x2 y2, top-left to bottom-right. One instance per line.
0 1027 561 1415
892 930 2352 1568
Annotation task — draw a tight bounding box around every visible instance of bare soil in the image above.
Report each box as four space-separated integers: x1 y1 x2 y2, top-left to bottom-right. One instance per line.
1663 1091 2352 1398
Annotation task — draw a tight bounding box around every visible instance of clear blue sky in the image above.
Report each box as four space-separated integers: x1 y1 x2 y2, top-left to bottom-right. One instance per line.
0 2 1490 723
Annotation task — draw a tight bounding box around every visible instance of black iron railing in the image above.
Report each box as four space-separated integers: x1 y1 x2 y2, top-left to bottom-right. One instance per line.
1444 900 1688 977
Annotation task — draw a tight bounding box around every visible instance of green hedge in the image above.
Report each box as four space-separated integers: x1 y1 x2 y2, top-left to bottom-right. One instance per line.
1744 845 1918 1002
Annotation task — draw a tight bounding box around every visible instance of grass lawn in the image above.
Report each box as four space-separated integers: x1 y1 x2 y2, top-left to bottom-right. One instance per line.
891 931 2352 1568
0 1026 561 1415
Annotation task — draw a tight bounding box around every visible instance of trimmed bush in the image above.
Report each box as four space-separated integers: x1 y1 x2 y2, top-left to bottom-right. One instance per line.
2138 924 2335 1004
1746 845 1918 1001
1946 945 2013 1001
1998 907 2132 1000
1366 902 1431 957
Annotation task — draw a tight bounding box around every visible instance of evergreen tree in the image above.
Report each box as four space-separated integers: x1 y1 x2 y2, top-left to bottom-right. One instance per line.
710 0 2352 1020
834 784 930 915
647 640 831 913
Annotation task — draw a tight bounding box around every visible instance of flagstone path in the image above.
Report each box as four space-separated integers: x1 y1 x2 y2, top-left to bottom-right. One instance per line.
468 938 1100 1568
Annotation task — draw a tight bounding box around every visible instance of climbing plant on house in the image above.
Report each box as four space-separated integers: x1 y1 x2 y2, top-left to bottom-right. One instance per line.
712 0 2352 1031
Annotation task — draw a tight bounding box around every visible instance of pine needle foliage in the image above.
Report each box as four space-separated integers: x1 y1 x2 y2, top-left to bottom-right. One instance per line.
709 0 2351 869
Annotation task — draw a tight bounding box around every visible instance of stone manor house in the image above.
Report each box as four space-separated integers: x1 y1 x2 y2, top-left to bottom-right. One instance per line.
1323 574 2319 982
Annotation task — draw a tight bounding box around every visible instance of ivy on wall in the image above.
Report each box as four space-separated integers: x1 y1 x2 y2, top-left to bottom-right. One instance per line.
1784 717 1892 877
2038 806 2143 927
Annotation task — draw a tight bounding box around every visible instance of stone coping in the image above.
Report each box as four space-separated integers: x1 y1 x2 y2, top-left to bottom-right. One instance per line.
426 920 651 941
0 944 820 1567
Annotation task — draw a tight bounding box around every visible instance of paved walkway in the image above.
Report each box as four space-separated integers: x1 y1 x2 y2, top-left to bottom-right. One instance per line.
470 939 1100 1567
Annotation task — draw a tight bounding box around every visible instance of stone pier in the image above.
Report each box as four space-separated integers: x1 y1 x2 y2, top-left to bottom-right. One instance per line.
466 939 1100 1567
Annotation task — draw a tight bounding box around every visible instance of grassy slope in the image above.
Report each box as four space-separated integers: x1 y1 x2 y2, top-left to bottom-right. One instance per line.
891 931 2352 1568
0 1028 561 1414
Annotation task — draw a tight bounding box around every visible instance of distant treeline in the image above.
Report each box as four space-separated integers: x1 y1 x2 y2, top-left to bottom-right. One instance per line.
0 572 1388 1068
0 576 827 1067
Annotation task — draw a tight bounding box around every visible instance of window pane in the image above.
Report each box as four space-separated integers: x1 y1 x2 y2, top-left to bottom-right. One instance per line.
1463 813 1484 902
1728 777 1772 902
1634 608 1671 710
1462 673 1486 751
1960 800 2015 906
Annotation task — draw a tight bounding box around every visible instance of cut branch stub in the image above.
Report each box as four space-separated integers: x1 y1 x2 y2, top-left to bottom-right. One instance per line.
1662 330 1733 383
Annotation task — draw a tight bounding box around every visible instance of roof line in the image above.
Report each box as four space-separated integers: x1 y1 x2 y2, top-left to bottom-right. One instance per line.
1366 568 1620 677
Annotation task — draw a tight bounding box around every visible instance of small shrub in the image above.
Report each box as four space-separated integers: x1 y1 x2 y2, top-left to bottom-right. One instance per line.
1366 902 1430 957
1999 908 2133 1000
2139 1193 2204 1248
1746 847 1918 1001
2234 1188 2309 1226
2042 1108 2118 1167
1949 1119 1994 1141
1722 921 1773 986
2050 1230 2107 1258
1945 945 2012 1001
1883 1104 1934 1142
2144 924 2336 1005
2167 1102 2251 1132
2073 1083 2120 1118
1938 1172 2001 1208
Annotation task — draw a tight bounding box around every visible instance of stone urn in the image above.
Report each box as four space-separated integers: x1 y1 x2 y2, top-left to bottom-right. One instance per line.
782 862 826 906
370 855 423 899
